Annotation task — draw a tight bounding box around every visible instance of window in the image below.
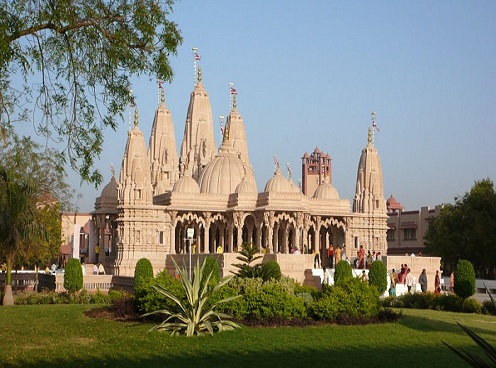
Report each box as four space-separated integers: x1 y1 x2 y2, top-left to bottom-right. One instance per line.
403 229 416 240
159 231 164 244
387 229 395 241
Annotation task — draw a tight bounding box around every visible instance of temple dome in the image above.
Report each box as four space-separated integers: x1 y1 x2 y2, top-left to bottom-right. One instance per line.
173 174 200 194
100 175 118 206
312 178 340 200
235 175 257 194
264 167 293 193
199 142 245 194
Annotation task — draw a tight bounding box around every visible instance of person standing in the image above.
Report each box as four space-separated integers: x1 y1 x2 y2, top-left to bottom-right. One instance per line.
313 249 321 269
327 245 334 268
405 268 414 293
419 269 428 292
95 243 100 263
335 246 342 264
389 269 398 296
358 245 365 269
434 270 441 294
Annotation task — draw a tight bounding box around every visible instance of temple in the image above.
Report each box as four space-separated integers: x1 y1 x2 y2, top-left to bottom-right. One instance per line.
91 67 388 277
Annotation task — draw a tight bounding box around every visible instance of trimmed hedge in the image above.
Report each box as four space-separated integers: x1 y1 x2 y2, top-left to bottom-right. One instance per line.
369 260 388 294
334 260 352 284
202 256 221 287
134 258 153 291
63 258 83 294
454 260 476 300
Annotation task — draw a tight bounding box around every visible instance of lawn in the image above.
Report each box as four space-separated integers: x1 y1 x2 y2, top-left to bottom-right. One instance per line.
0 305 495 368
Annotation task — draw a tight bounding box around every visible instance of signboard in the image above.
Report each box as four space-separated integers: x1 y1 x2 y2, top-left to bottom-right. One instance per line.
187 228 194 239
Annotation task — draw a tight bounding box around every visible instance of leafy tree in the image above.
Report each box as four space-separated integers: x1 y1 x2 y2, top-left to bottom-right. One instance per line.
0 168 47 305
0 136 71 305
425 179 496 278
144 258 240 337
134 258 154 292
64 258 83 294
0 0 182 184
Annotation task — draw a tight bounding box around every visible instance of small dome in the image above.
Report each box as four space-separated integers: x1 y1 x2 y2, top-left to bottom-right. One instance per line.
264 168 293 193
312 179 340 200
235 175 257 194
173 175 200 194
100 176 118 205
199 143 244 194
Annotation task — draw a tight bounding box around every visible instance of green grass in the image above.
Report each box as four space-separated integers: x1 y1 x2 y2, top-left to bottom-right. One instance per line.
0 305 495 368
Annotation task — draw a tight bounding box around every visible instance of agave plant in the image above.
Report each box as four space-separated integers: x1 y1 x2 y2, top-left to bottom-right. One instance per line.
442 284 496 367
143 258 241 337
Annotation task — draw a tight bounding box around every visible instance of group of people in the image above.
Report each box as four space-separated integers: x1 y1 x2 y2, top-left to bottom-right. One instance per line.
389 265 442 295
357 245 381 269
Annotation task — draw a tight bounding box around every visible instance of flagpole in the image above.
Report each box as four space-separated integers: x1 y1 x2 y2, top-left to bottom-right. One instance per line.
192 47 198 86
128 89 133 131
371 111 376 144
229 82 233 110
219 115 224 143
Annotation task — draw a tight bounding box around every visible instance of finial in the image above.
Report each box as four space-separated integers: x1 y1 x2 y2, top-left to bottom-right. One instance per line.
198 67 202 82
110 163 115 178
273 155 280 172
229 83 237 110
287 163 292 180
134 108 139 127
161 88 165 103
367 127 372 144
233 94 237 109
223 119 230 142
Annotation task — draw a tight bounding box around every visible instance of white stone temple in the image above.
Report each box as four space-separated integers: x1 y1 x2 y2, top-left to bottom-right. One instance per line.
92 68 388 277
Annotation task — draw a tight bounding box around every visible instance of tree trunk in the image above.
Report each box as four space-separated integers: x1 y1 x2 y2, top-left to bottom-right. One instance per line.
2 256 14 306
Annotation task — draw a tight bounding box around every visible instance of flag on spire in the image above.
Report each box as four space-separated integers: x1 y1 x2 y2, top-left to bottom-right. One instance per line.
372 120 380 132
230 86 237 95
194 52 201 60
158 79 163 89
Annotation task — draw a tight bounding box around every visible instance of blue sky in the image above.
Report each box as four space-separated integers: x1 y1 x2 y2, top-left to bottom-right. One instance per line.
69 0 496 212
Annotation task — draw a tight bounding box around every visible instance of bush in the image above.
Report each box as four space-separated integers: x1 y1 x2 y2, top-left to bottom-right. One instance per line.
259 260 282 281
216 277 307 321
310 277 381 322
202 256 221 286
482 300 496 315
134 269 184 314
134 258 153 291
64 258 83 294
334 260 352 284
368 260 388 294
462 298 482 314
454 260 476 300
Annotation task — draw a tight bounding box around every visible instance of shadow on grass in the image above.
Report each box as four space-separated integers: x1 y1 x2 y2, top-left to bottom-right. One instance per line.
7 342 483 368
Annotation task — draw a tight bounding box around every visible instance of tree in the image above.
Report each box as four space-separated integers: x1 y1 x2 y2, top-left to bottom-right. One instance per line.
424 179 496 278
0 0 182 184
0 136 71 305
369 260 388 294
0 168 46 305
232 242 263 278
454 260 476 300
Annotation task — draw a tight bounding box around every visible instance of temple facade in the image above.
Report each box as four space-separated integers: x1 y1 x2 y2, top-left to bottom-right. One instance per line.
92 68 388 276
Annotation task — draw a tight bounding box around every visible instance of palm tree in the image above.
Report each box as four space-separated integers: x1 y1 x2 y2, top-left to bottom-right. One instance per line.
0 168 46 305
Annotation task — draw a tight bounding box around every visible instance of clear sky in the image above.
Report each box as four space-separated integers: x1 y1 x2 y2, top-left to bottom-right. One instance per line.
68 0 496 212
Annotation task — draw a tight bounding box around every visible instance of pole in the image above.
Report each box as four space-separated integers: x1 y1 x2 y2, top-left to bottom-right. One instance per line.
188 238 192 282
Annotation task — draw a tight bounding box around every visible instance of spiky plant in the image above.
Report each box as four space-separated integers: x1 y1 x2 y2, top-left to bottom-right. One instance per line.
143 258 241 337
443 286 496 367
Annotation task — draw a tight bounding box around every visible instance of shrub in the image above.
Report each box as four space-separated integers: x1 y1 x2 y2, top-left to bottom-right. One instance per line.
64 258 83 294
202 256 221 286
311 277 381 322
259 260 282 281
368 260 388 294
135 269 185 314
462 298 481 314
454 260 476 300
334 260 352 284
134 258 153 291
216 277 307 321
482 300 496 315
